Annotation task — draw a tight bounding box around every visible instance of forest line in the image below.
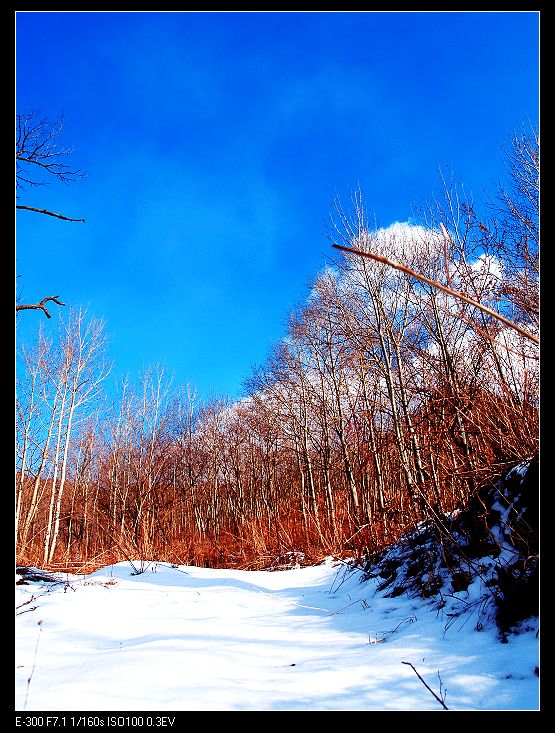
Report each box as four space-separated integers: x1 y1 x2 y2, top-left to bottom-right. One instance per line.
15 129 539 572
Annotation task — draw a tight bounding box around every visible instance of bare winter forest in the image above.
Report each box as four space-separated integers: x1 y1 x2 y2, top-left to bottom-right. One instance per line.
16 128 539 575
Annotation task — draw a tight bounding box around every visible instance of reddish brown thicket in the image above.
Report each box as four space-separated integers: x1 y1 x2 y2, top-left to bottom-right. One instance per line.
15 352 537 573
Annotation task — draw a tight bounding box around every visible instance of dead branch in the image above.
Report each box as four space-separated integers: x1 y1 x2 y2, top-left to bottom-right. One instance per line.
402 661 449 710
16 295 66 319
332 241 539 345
16 205 85 223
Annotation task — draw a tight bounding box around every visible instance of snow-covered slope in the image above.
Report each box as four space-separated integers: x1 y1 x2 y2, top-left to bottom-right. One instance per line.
16 561 538 711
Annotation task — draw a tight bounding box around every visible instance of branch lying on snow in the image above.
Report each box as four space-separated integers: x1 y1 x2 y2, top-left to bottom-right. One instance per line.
402 661 449 710
16 594 38 616
332 238 539 346
16 295 66 319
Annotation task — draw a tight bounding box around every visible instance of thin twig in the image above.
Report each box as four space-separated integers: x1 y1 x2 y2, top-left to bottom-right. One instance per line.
402 660 449 710
440 223 454 290
23 620 43 711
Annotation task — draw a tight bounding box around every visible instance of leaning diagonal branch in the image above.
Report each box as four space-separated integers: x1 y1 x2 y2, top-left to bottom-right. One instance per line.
16 296 66 319
402 661 449 710
332 242 539 345
16 205 85 223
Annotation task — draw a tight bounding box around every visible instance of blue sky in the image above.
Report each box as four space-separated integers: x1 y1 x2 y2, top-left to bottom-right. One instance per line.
15 11 539 401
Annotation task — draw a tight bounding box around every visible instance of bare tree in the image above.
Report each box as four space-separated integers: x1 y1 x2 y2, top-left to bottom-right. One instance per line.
16 308 110 565
491 125 539 330
16 110 85 219
43 310 110 565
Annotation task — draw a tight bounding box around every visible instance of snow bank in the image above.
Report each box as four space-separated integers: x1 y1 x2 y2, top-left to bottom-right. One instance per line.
16 556 539 712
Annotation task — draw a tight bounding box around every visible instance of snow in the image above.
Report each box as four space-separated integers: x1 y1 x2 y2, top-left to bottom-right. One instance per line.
15 558 539 712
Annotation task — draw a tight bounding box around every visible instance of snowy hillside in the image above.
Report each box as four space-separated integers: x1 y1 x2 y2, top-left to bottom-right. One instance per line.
16 560 538 712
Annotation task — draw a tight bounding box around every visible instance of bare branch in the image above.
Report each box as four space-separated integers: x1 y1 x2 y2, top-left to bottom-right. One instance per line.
16 296 66 319
16 110 85 222
16 205 85 223
332 240 539 345
402 661 449 710
16 111 85 192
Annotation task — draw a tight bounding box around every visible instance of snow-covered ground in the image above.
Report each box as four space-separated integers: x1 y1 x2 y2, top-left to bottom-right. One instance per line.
15 557 539 712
